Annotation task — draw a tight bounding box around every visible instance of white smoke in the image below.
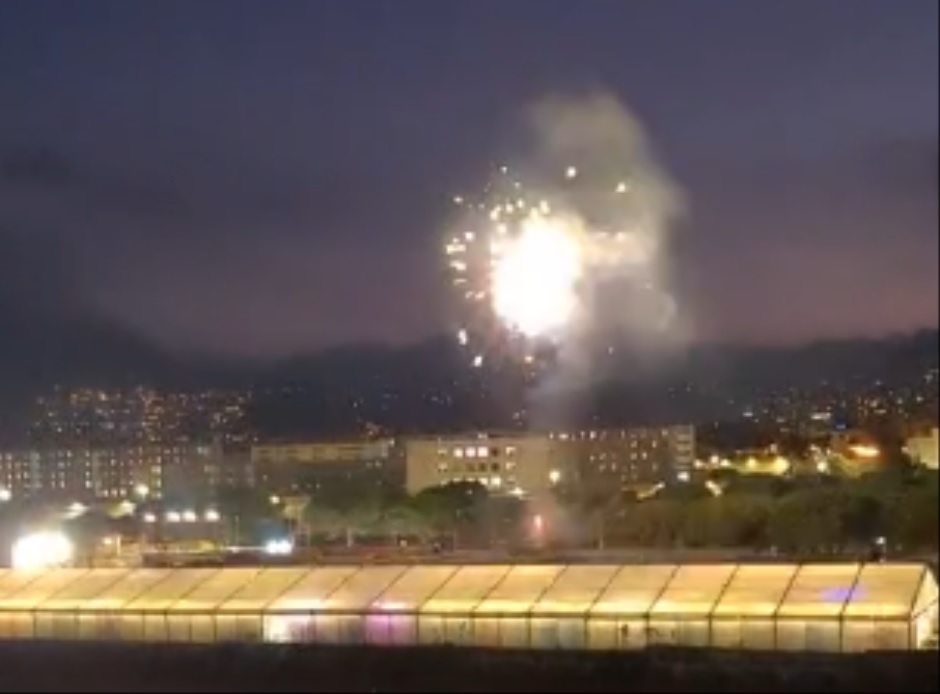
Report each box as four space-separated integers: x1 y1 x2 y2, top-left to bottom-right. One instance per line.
522 91 689 427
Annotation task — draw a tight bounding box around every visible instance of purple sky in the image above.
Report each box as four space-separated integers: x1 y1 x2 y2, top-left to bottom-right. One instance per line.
0 0 937 357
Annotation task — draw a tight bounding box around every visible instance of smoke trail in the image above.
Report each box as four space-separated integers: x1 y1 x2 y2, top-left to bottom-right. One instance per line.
523 91 688 429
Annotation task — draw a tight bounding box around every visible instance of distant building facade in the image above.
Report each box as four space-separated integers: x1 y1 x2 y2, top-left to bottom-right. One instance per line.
30 387 252 448
252 439 404 498
564 426 697 495
404 426 696 498
0 442 240 503
404 433 569 498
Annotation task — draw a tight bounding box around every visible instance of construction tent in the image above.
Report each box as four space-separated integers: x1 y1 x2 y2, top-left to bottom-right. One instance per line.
0 562 935 652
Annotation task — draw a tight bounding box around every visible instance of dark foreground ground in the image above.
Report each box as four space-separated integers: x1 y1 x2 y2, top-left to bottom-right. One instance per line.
0 642 937 692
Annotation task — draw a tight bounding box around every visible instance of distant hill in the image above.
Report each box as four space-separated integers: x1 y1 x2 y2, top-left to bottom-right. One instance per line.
0 286 936 441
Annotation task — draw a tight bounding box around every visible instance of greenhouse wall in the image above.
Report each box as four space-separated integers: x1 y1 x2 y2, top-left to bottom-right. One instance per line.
0 562 935 653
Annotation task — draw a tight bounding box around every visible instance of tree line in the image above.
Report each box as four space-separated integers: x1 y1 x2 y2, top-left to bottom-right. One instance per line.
215 463 937 556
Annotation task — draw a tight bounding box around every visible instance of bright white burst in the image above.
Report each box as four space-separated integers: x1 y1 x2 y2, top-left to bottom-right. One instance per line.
491 216 583 338
446 159 672 369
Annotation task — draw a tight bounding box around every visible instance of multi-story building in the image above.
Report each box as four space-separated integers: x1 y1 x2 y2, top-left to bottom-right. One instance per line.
30 388 252 448
252 439 404 498
404 426 696 498
405 433 572 498
0 443 231 503
562 426 697 495
0 450 42 497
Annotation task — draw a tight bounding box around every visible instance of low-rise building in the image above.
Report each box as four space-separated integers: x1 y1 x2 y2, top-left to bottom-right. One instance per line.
562 426 696 495
405 433 571 498
0 443 230 503
404 426 696 498
251 439 404 498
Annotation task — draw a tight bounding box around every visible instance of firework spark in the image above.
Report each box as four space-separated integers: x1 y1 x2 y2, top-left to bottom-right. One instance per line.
447 163 665 368
446 94 681 371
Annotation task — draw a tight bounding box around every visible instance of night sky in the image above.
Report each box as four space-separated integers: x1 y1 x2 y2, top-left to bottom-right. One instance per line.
1 0 937 358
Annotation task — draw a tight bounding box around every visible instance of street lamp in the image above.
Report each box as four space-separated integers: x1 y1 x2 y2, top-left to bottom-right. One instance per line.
133 483 150 500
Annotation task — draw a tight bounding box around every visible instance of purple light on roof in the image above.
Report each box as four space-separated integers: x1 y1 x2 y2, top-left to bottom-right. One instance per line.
820 586 863 602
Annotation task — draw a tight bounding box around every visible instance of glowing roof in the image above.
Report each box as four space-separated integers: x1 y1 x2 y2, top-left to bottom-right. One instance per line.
0 562 931 622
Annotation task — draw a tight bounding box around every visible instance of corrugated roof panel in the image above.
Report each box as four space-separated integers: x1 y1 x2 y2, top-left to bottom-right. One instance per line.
124 569 219 611
0 569 88 610
589 565 677 617
265 567 358 613
712 564 799 617
420 565 512 614
649 564 738 617
474 565 565 615
776 564 862 618
843 563 926 619
532 565 620 616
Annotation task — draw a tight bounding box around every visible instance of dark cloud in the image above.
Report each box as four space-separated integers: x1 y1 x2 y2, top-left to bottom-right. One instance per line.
0 140 428 242
674 136 938 345
0 1 935 357
0 145 76 190
0 225 76 315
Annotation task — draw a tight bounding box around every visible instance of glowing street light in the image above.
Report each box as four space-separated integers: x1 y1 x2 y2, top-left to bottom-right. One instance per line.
133 483 150 500
182 510 197 523
204 509 221 523
0 488 11 502
65 502 88 519
264 538 293 556
165 511 181 523
548 469 561 485
11 531 74 570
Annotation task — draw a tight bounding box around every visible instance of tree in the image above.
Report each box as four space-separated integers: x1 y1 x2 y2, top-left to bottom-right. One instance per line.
767 488 845 553
411 482 488 547
611 499 683 547
214 486 281 545
886 480 938 550
681 495 772 548
380 504 430 542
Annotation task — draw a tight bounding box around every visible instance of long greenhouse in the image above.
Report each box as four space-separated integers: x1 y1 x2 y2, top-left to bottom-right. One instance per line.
0 562 935 653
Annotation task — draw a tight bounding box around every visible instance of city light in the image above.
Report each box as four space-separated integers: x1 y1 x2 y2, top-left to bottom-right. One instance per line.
532 514 545 534
849 444 881 460
143 512 157 523
166 510 181 523
0 488 10 502
204 509 221 523
264 538 294 556
11 531 74 570
548 469 561 485
65 502 88 519
133 483 150 499
182 509 198 523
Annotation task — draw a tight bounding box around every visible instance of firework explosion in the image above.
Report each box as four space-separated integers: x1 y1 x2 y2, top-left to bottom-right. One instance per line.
446 161 670 369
